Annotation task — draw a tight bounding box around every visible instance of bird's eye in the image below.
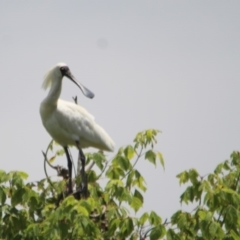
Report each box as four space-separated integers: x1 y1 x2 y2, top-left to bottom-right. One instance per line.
60 66 69 75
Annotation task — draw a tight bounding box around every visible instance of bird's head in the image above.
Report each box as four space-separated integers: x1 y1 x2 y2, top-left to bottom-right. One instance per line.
42 63 95 99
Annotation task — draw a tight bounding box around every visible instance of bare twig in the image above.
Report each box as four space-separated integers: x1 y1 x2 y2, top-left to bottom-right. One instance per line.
121 146 143 180
96 160 110 180
87 161 96 172
143 226 155 239
72 96 78 104
42 151 55 195
44 140 55 170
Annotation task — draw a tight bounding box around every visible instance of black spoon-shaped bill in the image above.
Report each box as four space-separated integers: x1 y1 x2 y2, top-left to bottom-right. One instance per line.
64 70 95 99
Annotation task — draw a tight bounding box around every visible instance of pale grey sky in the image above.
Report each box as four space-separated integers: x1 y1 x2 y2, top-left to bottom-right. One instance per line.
1 1 240 219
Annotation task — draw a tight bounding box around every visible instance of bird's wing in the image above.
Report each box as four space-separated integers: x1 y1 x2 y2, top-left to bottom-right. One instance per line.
55 100 95 139
54 100 114 151
58 99 95 120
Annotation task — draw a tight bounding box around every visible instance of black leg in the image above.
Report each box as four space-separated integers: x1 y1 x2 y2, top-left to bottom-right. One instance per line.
76 141 88 198
64 147 73 194
79 148 86 189
76 141 88 199
78 148 87 198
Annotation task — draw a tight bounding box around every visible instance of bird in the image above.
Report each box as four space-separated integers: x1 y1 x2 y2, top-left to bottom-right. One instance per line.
40 62 115 196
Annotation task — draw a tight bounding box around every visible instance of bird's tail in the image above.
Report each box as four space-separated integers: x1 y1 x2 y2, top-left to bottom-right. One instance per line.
92 124 115 152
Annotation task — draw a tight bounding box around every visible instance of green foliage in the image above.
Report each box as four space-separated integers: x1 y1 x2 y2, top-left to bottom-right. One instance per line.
1 130 240 239
170 151 240 239
0 129 165 239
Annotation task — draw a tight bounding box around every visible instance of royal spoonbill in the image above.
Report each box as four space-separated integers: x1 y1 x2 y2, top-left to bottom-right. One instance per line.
40 63 115 195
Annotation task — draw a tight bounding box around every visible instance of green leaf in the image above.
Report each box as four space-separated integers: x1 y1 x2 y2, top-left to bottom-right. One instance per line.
87 170 97 182
177 212 190 228
126 170 134 188
179 186 197 203
56 149 65 156
167 229 181 240
230 230 240 240
214 163 223 174
106 166 125 179
223 160 230 170
176 171 189 185
0 170 9 183
11 187 26 206
134 131 144 148
112 155 130 171
188 169 199 185
18 171 28 179
150 225 166 240
134 129 160 148
0 186 6 205
106 179 124 190
126 218 134 234
146 129 153 141
108 218 120 236
198 210 207 220
149 211 162 225
221 187 238 195
145 150 156 166
119 206 129 217
134 189 143 204
11 172 24 188
225 205 238 225
59 221 69 239
130 196 142 212
209 222 218 236
231 151 240 166
117 146 124 155
121 218 134 238
28 195 39 209
171 210 182 224
129 233 138 240
124 145 135 160
48 156 56 164
139 212 149 225
92 152 106 170
157 151 165 169
116 187 131 202
79 201 92 214
133 171 147 191
209 222 224 238
74 205 89 216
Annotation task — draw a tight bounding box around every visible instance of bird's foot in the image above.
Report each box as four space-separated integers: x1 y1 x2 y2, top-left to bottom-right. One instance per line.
73 184 88 200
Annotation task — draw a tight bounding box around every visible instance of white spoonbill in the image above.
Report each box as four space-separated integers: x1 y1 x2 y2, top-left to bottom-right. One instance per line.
40 63 115 194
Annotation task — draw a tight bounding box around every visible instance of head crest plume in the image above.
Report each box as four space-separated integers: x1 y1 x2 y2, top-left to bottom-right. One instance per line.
42 63 67 90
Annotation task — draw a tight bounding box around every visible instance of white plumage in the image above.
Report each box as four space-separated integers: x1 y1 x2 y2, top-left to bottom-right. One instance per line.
40 63 115 152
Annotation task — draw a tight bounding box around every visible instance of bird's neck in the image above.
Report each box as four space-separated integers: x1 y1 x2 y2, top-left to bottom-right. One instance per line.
43 80 62 106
